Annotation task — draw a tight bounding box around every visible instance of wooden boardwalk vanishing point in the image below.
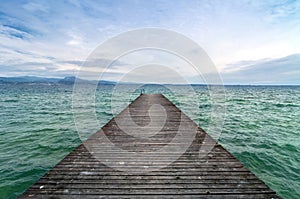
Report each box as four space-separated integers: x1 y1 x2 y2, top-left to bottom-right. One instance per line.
20 94 280 198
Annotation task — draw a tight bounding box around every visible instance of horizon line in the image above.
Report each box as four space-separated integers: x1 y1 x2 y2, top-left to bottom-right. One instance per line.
0 75 300 86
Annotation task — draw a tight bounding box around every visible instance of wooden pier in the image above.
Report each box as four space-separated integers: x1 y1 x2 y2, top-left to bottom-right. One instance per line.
20 94 280 198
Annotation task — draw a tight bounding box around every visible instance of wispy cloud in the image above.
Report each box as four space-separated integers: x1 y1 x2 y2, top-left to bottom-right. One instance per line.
221 54 300 84
0 0 299 84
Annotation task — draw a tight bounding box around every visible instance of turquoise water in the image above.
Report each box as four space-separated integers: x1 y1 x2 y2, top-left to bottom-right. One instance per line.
0 84 299 199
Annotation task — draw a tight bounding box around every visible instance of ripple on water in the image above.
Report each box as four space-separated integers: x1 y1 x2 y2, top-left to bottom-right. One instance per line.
0 84 300 199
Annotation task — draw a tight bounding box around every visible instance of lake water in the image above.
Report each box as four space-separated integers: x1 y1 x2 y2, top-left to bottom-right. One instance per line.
0 84 299 199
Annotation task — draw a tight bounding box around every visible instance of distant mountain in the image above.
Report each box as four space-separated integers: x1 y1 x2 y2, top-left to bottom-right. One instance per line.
0 76 116 85
58 76 116 85
58 76 89 84
0 76 60 84
97 80 117 85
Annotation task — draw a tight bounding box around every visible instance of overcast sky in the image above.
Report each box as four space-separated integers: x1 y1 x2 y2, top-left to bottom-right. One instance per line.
1 0 300 84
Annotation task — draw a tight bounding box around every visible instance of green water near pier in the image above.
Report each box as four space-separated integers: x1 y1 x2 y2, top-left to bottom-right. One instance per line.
0 84 299 198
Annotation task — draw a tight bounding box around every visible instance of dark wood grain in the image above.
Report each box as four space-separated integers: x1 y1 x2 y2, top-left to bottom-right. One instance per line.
19 94 281 199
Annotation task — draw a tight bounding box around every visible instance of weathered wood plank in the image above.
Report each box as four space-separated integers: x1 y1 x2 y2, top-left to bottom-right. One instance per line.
19 94 281 198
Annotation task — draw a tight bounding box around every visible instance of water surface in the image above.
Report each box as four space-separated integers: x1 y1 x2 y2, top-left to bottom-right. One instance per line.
0 84 299 198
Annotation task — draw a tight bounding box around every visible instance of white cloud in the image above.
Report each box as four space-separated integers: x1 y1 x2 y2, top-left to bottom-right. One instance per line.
22 1 49 13
67 32 84 46
0 0 299 84
221 54 300 84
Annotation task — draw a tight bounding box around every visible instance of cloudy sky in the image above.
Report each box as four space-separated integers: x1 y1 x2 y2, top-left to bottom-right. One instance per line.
1 0 300 84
